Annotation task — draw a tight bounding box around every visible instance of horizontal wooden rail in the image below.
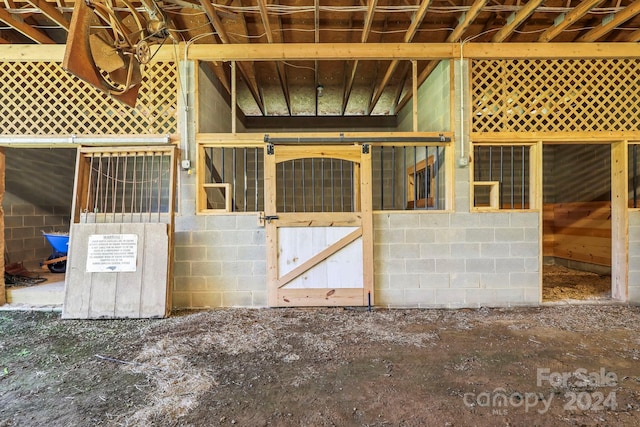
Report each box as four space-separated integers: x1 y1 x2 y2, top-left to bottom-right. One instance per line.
3 43 640 63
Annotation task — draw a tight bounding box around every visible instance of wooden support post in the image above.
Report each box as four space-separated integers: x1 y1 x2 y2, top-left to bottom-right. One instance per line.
231 61 237 134
529 142 542 210
611 141 629 301
0 148 5 306
531 141 543 304
360 145 374 305
412 60 418 132
264 146 278 307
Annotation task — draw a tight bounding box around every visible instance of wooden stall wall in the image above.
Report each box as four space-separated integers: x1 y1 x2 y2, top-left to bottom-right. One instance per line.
544 201 612 267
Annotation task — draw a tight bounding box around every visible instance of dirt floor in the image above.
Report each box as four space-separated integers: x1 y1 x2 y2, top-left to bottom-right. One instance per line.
543 264 611 302
2 304 640 427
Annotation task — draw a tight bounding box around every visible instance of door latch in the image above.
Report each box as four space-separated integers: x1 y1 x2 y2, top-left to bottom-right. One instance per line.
258 214 279 226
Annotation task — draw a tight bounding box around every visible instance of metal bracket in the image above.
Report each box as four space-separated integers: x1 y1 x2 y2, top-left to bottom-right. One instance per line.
266 143 274 155
259 213 279 226
362 143 370 154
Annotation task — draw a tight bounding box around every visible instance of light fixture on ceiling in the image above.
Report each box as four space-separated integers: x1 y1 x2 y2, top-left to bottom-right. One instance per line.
317 83 324 97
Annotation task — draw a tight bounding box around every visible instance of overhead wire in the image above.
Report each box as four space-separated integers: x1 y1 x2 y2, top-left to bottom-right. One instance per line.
3 3 633 17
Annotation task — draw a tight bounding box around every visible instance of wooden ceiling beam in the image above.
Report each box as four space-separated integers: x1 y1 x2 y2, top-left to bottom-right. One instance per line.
5 42 640 62
26 0 70 31
188 43 454 61
368 0 433 114
465 42 640 58
186 42 640 61
576 0 640 42
0 7 56 43
199 0 265 115
491 0 545 42
537 0 604 42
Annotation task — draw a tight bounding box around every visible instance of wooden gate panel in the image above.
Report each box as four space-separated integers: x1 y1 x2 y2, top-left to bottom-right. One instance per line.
62 222 169 319
62 146 175 319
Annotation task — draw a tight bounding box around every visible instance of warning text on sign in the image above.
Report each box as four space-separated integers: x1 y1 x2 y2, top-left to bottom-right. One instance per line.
86 234 138 273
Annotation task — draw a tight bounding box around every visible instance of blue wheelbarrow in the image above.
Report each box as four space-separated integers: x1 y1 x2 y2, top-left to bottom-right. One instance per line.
41 232 69 273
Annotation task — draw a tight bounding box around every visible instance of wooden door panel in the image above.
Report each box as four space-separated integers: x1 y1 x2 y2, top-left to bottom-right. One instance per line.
277 226 363 289
265 144 373 307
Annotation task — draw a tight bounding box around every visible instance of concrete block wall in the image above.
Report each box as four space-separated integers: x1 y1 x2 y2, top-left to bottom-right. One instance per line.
397 61 450 132
172 214 267 308
373 211 540 308
629 211 640 302
172 211 541 309
3 148 75 269
417 60 450 131
3 200 70 268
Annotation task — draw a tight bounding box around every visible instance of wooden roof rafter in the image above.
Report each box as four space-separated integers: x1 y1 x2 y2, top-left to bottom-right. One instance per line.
200 0 265 115
390 60 410 116
314 0 319 115
491 0 545 42
361 0 377 42
258 0 291 115
25 0 70 31
0 5 55 43
341 0 377 116
368 0 433 115
168 6 233 96
537 0 605 43
627 27 640 41
396 0 489 114
576 0 640 42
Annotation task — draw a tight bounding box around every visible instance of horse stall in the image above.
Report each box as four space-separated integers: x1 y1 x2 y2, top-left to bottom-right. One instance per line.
542 145 612 302
2 148 75 307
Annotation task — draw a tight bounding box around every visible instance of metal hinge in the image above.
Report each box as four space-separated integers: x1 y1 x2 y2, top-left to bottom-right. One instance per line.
362 143 370 154
266 143 275 155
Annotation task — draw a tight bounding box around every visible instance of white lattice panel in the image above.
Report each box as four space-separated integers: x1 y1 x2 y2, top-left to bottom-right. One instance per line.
0 61 178 135
472 59 640 133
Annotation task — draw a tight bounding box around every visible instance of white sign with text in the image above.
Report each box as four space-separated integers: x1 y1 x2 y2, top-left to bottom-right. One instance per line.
86 234 138 273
